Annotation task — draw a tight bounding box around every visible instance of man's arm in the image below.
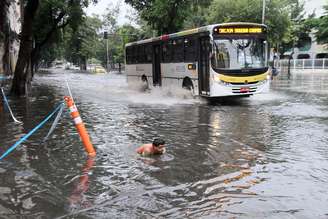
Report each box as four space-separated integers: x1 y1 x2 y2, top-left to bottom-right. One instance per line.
136 146 144 154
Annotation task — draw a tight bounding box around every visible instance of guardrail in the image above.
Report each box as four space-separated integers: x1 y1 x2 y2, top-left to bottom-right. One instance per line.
278 58 328 70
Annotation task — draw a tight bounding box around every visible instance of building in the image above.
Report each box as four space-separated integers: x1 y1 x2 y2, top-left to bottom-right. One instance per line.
281 31 328 60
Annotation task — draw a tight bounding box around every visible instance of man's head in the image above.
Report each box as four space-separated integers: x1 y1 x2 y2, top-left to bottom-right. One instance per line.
152 138 165 148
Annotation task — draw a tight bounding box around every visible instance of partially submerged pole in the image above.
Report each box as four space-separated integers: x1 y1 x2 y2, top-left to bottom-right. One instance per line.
64 96 96 157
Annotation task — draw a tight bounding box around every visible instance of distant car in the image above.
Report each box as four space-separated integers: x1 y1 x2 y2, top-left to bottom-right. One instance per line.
71 65 80 70
54 61 65 69
55 64 64 69
93 66 106 73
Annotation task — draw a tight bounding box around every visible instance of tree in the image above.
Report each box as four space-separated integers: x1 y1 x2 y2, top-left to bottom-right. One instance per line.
102 2 120 35
11 0 39 96
113 24 142 67
125 0 192 35
0 0 15 76
63 15 103 69
102 3 120 69
11 0 97 96
183 4 209 29
313 4 328 45
207 0 291 47
279 0 313 54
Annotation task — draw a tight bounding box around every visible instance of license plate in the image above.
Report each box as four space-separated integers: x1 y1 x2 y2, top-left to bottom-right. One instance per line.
240 87 250 92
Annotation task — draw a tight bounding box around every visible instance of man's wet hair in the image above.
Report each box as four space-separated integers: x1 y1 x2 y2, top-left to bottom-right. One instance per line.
152 138 165 147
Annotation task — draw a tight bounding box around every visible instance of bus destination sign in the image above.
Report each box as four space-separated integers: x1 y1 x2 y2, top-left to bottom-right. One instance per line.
214 26 265 34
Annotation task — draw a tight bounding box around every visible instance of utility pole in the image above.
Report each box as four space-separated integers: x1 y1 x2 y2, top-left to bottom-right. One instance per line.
104 31 109 73
262 0 266 24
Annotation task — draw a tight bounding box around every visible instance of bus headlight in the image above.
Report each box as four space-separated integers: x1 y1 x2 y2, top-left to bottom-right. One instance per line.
214 76 230 86
214 75 221 82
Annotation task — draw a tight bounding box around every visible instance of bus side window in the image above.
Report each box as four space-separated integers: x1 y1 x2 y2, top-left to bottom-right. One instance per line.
172 39 184 62
162 42 171 63
145 45 152 63
137 46 145 63
131 46 137 64
126 47 131 64
184 37 196 62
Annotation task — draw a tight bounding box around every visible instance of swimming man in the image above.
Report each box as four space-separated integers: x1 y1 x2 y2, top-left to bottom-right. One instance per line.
136 138 166 156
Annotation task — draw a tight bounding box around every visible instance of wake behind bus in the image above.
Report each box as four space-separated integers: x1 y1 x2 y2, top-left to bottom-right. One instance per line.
125 22 270 98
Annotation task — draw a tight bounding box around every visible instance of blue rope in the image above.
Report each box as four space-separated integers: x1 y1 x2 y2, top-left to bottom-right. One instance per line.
1 87 22 123
0 102 64 161
43 104 64 142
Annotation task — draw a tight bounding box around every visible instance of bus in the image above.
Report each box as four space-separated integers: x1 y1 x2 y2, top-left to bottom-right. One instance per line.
125 22 270 97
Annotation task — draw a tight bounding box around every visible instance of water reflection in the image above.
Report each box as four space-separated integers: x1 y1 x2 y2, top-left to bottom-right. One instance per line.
68 157 94 211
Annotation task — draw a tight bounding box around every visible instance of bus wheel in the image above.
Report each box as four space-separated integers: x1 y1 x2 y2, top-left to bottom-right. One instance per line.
182 77 193 90
141 75 149 91
141 75 148 82
182 77 194 96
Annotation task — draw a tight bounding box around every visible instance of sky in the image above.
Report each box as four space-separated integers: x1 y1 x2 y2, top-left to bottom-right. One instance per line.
86 0 134 25
304 0 326 16
86 0 327 25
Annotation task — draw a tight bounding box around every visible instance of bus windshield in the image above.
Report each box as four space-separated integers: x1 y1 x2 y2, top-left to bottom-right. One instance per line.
211 38 266 72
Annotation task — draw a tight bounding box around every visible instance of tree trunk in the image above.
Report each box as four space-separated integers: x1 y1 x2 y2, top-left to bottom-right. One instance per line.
0 0 11 76
81 57 87 70
11 0 39 96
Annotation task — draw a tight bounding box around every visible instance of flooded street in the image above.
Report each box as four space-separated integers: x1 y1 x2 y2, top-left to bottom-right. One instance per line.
1 70 328 218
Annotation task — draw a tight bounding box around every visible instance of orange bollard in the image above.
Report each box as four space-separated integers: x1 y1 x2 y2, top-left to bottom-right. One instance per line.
64 96 96 157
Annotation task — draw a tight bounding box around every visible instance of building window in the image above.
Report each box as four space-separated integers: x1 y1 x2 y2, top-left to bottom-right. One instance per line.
297 54 310 59
316 53 328 59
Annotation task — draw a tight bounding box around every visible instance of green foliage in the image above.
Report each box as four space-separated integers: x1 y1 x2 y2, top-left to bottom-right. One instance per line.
103 3 120 34
278 0 313 53
125 0 192 34
35 0 320 67
183 5 209 29
112 24 142 63
125 0 308 53
59 4 144 68
265 0 292 45
313 4 328 45
207 0 291 46
62 15 103 65
207 0 262 23
34 0 97 64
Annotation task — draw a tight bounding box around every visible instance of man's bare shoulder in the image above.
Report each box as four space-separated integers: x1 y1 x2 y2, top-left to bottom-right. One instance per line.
137 143 152 153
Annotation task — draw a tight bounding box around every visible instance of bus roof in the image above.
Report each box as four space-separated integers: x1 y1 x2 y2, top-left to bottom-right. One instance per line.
125 22 267 47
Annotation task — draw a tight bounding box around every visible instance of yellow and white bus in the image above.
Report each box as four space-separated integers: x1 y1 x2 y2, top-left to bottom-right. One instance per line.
125 22 270 97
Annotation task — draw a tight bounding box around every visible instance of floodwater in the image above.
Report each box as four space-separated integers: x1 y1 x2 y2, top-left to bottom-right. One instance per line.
1 69 328 218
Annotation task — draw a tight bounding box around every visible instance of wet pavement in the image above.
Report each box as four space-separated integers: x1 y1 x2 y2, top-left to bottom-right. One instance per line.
0 69 328 218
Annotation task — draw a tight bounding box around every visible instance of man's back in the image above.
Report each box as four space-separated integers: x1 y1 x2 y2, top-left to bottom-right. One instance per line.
136 141 165 156
136 143 153 155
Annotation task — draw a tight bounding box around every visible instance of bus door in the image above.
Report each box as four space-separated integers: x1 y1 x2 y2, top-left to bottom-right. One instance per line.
198 37 210 96
152 44 161 86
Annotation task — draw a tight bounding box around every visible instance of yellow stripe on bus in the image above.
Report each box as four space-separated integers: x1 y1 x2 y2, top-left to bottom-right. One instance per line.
218 72 268 83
